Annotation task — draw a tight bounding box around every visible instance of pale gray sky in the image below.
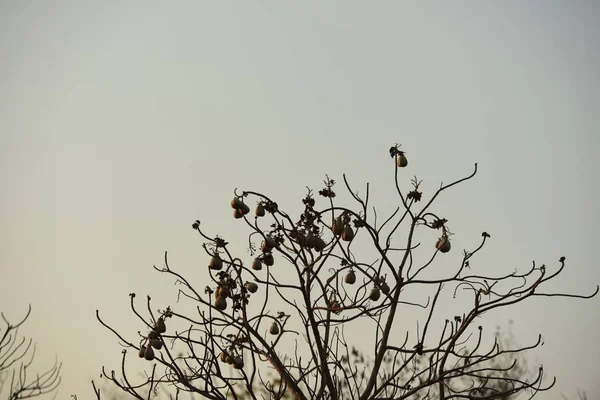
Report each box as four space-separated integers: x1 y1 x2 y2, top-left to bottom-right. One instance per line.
1 2 599 399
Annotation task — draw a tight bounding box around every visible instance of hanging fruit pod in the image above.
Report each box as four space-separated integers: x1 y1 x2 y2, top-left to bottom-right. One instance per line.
269 322 280 335
220 351 233 364
150 338 163 350
381 282 390 295
397 153 408 167
304 231 316 248
289 229 298 240
233 209 244 219
222 287 231 298
341 225 355 242
252 258 263 271
261 241 272 253
232 356 244 369
144 345 155 361
263 253 274 266
261 235 276 252
369 287 381 301
209 255 223 270
214 296 227 311
435 236 451 253
344 270 356 284
314 237 326 252
215 286 230 299
255 204 265 217
148 330 159 340
231 198 244 209
245 282 258 293
239 202 250 215
138 345 147 358
332 217 344 236
155 317 166 333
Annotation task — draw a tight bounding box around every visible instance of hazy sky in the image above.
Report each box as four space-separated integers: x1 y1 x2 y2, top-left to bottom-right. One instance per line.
1 2 599 399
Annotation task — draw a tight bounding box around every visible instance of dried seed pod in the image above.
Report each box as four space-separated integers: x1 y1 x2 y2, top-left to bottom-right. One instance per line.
345 270 356 285
232 356 244 369
233 208 244 219
263 253 274 266
261 236 276 252
381 282 390 295
245 282 258 293
369 287 381 301
255 204 265 217
209 255 223 270
341 225 355 242
215 286 230 299
220 351 228 363
397 153 408 167
436 236 451 253
155 317 166 334
304 231 316 248
314 237 326 252
150 338 162 350
332 217 344 236
214 296 227 311
138 345 146 358
148 330 159 340
231 198 244 209
289 229 298 240
240 202 250 215
144 345 155 361
252 258 263 271
269 322 280 335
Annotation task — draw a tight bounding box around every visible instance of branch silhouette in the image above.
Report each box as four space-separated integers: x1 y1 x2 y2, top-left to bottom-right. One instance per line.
94 144 597 400
0 305 62 400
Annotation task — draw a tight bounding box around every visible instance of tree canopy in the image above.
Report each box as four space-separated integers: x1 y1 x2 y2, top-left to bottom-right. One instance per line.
95 144 598 400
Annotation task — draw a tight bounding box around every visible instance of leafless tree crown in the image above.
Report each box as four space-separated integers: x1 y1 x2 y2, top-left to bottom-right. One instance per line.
96 144 598 400
0 305 62 400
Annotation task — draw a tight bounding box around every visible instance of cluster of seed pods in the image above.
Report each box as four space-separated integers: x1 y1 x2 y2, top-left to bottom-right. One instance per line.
138 317 166 361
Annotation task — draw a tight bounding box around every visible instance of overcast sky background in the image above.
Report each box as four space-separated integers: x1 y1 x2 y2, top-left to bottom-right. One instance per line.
1 2 599 399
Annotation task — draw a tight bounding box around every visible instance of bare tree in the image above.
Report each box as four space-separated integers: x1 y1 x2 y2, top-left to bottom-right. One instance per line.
95 143 597 400
0 305 62 400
